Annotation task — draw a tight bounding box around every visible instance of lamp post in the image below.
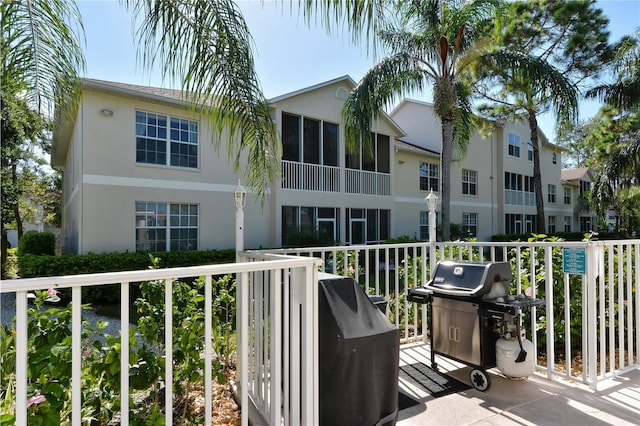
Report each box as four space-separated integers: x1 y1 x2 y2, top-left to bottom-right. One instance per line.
425 190 438 278
233 181 247 262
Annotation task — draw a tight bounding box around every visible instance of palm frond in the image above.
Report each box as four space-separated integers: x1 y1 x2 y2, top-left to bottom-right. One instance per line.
479 49 579 126
342 53 426 152
1 0 85 118
124 0 279 198
299 0 390 49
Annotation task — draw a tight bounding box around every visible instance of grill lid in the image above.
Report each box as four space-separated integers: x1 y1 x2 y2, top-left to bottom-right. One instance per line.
426 261 512 298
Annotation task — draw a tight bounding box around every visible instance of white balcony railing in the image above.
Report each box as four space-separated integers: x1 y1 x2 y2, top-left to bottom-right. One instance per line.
345 169 391 196
267 239 640 389
281 160 340 192
1 253 321 426
3 239 639 425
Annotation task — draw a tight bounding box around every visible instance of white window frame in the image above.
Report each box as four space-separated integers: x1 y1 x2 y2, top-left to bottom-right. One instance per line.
508 133 521 157
136 202 199 251
135 111 199 169
548 184 557 203
564 187 572 205
462 169 478 196
420 162 439 191
462 212 478 237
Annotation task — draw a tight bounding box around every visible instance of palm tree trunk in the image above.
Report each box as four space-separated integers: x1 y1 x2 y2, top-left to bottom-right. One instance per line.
440 116 453 241
528 110 546 234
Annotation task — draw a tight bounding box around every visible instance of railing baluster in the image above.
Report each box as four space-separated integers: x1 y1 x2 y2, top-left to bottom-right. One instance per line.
165 278 173 426
204 275 212 426
15 290 28 426
121 282 130 425
72 286 82 425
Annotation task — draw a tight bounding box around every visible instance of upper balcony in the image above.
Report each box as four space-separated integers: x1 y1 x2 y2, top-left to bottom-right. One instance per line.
281 160 391 196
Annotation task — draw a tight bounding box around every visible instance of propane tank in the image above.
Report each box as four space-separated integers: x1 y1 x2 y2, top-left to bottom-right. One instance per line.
495 335 535 378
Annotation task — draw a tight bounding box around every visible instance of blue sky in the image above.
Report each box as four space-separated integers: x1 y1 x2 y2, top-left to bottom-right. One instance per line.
77 0 640 140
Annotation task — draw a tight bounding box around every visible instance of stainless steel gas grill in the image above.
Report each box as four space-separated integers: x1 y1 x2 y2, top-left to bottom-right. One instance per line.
408 261 543 391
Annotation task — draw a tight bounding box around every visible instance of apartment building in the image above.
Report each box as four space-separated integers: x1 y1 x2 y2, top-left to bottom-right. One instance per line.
51 78 595 254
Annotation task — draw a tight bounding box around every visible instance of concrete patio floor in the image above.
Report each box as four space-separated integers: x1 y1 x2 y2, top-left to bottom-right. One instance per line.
398 342 640 426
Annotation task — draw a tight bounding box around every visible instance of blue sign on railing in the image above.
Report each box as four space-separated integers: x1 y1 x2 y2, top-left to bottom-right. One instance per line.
563 247 587 275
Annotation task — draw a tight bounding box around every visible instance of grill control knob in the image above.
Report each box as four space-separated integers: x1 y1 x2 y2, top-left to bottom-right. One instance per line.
507 295 515 301
496 296 505 303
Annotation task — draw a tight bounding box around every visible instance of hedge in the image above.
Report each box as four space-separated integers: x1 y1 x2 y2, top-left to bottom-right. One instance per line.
17 249 236 305
18 249 236 278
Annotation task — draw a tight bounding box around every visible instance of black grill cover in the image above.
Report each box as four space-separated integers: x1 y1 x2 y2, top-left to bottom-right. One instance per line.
319 275 400 426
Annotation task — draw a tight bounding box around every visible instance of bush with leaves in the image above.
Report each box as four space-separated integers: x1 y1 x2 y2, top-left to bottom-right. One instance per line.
0 256 238 425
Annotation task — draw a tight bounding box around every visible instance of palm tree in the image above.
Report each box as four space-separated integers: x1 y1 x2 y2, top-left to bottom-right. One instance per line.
473 0 611 234
588 31 640 227
1 0 85 275
335 0 545 240
587 30 640 110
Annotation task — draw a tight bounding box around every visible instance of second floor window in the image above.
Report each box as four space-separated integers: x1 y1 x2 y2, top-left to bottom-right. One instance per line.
527 142 533 161
136 111 198 168
282 112 338 166
548 184 556 203
462 169 477 196
420 162 439 191
564 187 572 205
508 133 520 157
345 132 390 173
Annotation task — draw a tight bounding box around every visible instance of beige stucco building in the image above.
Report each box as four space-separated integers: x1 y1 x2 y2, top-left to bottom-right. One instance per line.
52 77 596 254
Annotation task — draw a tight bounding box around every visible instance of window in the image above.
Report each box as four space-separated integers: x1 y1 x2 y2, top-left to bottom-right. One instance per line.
505 172 534 205
462 213 478 237
136 111 198 168
505 214 522 234
548 216 556 234
136 202 198 251
282 206 339 246
580 216 592 232
564 216 572 232
420 211 429 240
420 162 439 191
552 152 557 164
420 211 439 241
525 215 537 233
282 112 338 166
580 180 591 196
346 208 390 244
508 133 520 157
462 169 477 196
527 142 533 161
547 184 556 203
564 187 572 205
524 175 535 206
345 132 390 173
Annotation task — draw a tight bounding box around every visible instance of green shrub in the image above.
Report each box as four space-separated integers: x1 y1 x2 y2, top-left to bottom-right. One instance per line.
17 249 236 305
17 231 55 256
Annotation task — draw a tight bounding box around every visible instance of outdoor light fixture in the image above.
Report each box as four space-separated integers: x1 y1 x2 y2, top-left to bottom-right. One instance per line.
233 181 247 209
100 109 114 116
425 190 438 213
234 180 247 262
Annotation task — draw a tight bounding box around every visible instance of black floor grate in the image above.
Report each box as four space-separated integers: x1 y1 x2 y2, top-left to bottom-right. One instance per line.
400 362 471 398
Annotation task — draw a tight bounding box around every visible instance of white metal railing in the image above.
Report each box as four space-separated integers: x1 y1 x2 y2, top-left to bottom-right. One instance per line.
3 239 638 425
265 238 640 390
345 169 391 196
0 253 321 426
281 160 340 192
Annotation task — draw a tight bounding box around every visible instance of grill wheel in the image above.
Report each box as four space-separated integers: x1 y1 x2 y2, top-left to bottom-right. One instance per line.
470 368 491 391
